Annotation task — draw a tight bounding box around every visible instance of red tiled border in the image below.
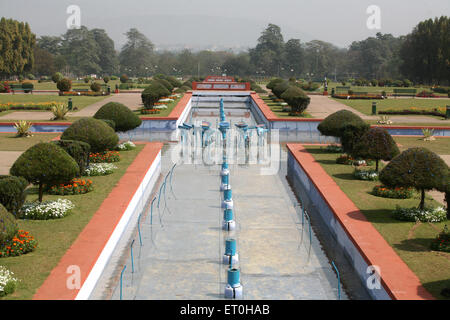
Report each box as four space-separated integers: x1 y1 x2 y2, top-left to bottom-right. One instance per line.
287 143 435 300
33 142 163 300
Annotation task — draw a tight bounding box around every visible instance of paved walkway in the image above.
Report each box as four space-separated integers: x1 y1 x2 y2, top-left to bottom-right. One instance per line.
0 151 22 175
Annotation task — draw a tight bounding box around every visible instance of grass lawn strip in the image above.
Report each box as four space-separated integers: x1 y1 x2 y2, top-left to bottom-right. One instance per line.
304 146 450 299
0 145 144 300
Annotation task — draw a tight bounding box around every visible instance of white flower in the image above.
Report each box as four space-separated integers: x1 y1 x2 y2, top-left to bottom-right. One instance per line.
85 163 118 176
117 141 136 151
21 199 75 220
0 266 18 295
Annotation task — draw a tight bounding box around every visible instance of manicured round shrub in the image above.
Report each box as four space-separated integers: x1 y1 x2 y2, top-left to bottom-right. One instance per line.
57 78 72 92
0 204 18 245
83 77 90 84
120 74 129 83
266 78 284 90
142 82 171 108
103 76 110 83
182 80 192 89
52 140 91 176
61 118 119 153
0 176 28 216
318 110 370 154
90 82 101 92
280 86 310 114
10 143 79 202
99 119 116 130
165 76 182 88
156 78 174 92
52 72 63 83
353 127 400 171
94 102 142 132
272 81 290 98
379 148 448 209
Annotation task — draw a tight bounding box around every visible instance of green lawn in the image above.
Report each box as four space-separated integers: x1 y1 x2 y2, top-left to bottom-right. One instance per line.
0 133 60 151
136 95 182 118
0 145 144 300
261 96 313 119
368 120 450 127
333 97 450 116
393 136 450 155
0 94 108 112
304 146 450 299
327 81 449 97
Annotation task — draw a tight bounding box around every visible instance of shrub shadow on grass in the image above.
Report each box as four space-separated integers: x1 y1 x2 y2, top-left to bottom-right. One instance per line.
333 173 356 181
393 237 433 252
423 279 450 300
348 208 406 224
302 148 336 155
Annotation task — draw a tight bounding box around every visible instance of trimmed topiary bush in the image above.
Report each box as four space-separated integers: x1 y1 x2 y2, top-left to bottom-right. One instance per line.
61 118 119 153
280 86 310 115
266 78 284 90
0 176 28 216
155 78 174 92
379 148 448 210
52 140 91 176
142 82 171 108
318 110 370 154
353 127 400 171
57 78 72 92
52 72 63 83
90 82 101 92
0 204 18 245
93 102 142 132
10 143 79 202
120 74 129 83
272 81 290 98
103 76 110 84
99 119 116 130
165 76 182 88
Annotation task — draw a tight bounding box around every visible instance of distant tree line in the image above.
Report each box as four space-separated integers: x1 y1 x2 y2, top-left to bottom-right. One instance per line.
1 16 448 85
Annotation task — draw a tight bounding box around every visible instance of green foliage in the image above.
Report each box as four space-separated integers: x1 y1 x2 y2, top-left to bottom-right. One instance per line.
61 118 119 153
141 82 171 107
165 75 182 88
0 176 28 216
10 142 79 202
0 18 35 77
272 81 290 98
52 72 63 83
93 102 142 132
83 77 90 84
266 78 284 90
155 78 174 92
280 86 310 114
52 140 91 176
90 82 101 92
379 148 449 209
99 119 116 130
120 74 129 83
318 110 370 154
103 76 110 83
0 204 18 245
119 28 154 77
353 127 400 171
57 78 72 92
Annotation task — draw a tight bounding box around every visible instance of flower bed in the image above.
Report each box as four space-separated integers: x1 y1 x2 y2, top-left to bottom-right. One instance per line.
84 163 117 176
393 206 447 222
0 266 18 296
332 93 384 99
0 230 38 257
117 141 136 151
89 150 120 163
0 102 59 112
47 178 93 195
20 199 75 220
58 91 109 97
430 226 450 252
354 168 379 181
336 154 354 165
324 144 343 153
379 106 446 118
416 90 439 98
372 185 414 199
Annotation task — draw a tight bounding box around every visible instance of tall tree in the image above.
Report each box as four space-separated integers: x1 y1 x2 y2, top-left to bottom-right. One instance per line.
33 47 56 76
249 23 285 76
61 26 101 76
0 18 36 78
119 28 154 77
400 16 450 84
91 29 119 76
284 39 304 77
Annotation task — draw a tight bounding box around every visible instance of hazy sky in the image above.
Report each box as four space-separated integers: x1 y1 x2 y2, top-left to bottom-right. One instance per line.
1 0 449 50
